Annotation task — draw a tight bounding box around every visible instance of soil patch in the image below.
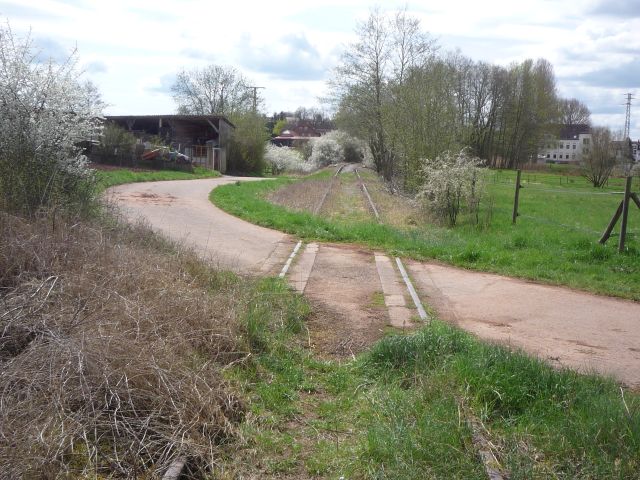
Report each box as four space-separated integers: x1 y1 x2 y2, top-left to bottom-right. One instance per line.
303 244 389 359
117 191 178 205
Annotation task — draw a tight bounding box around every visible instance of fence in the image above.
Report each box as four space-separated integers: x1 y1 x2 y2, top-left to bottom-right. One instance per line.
507 170 640 252
89 143 197 173
184 145 208 167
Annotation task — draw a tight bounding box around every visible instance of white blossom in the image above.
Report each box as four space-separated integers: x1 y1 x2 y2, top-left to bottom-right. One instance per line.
0 23 103 212
417 149 485 226
309 135 343 168
266 130 365 174
265 144 315 174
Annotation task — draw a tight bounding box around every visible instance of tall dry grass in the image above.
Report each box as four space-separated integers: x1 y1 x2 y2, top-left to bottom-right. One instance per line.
266 178 330 214
0 210 260 478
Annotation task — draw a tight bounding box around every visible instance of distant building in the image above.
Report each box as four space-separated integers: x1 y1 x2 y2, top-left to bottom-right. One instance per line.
271 119 323 146
612 137 634 164
632 140 640 163
538 124 591 165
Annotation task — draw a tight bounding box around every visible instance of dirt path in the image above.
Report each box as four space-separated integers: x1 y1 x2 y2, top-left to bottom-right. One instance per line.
111 178 640 387
296 244 405 357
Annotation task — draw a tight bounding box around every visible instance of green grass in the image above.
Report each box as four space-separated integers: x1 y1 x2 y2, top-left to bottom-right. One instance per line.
211 170 640 300
95 166 220 191
222 283 640 478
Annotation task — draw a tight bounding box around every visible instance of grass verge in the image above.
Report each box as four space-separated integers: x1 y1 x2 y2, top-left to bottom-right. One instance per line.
210 173 640 300
220 312 640 478
95 165 220 191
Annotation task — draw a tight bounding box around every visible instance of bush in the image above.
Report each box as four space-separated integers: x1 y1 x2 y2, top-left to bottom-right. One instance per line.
227 112 269 174
0 211 307 477
0 24 103 215
309 133 343 167
307 130 363 167
264 144 315 174
418 149 485 226
93 123 137 165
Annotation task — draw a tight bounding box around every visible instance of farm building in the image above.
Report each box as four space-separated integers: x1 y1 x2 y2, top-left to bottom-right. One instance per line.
105 114 234 173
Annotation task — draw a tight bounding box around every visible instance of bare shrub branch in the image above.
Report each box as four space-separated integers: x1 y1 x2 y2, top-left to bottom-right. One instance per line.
0 211 272 477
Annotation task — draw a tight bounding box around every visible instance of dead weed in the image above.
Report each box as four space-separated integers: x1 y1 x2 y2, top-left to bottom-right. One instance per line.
0 210 268 478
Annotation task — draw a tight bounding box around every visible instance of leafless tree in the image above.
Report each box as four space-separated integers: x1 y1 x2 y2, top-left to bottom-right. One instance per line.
583 126 617 187
390 7 435 84
558 98 591 126
171 65 253 116
334 9 392 179
333 8 438 181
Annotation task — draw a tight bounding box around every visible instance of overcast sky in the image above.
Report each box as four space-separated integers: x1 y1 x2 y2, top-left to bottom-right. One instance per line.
2 0 638 137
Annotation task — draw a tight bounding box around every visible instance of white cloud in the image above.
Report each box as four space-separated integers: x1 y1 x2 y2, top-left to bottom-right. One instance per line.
236 32 328 81
1 0 638 136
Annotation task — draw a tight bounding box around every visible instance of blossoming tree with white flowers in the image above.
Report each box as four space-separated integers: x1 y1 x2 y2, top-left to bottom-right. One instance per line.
418 149 485 226
0 23 104 214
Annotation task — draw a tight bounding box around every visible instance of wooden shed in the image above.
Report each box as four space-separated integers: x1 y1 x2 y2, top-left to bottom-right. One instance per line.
105 114 234 173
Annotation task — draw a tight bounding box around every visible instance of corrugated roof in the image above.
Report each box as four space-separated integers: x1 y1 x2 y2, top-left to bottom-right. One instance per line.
105 114 235 128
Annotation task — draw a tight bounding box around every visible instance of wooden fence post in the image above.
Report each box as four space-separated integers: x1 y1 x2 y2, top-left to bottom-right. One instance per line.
599 201 624 244
618 176 633 253
512 170 522 224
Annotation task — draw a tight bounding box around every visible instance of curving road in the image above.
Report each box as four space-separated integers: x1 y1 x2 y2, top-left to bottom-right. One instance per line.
108 177 294 274
111 177 640 388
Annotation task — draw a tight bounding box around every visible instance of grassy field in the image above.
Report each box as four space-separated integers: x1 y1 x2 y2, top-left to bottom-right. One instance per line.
218 301 640 478
95 165 220 191
211 167 640 300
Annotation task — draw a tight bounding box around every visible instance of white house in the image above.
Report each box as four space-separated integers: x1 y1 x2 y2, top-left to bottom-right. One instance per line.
538 124 591 165
632 140 640 163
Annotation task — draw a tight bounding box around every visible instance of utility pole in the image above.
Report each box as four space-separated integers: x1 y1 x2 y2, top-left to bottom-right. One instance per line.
623 93 634 140
247 86 265 112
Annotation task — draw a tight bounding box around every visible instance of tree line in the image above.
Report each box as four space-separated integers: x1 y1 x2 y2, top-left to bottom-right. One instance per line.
331 8 591 191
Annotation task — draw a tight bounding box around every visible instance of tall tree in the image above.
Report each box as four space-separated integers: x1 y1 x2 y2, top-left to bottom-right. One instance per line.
390 7 435 84
494 59 557 168
332 9 574 188
171 65 253 116
334 8 435 181
334 9 392 179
